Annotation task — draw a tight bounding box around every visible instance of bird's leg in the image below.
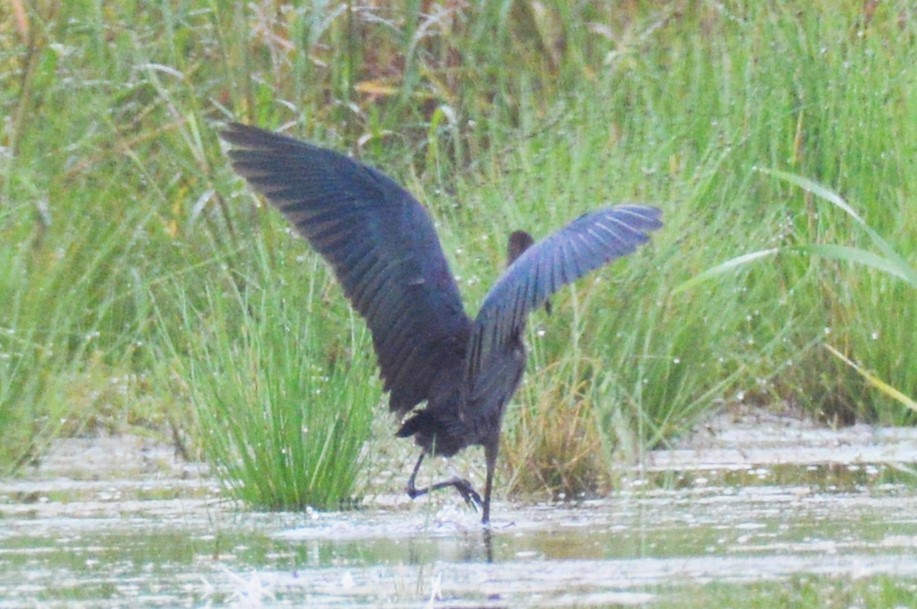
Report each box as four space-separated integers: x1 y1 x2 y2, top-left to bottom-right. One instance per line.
405 452 427 498
405 452 483 510
481 442 499 525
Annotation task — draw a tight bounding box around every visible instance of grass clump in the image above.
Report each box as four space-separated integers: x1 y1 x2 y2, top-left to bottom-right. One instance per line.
154 242 377 510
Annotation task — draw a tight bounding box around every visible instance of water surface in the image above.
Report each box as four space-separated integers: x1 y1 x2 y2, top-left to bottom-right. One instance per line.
1 418 915 607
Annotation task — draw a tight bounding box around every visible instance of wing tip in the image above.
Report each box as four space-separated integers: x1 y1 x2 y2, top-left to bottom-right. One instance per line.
220 122 305 152
219 121 258 146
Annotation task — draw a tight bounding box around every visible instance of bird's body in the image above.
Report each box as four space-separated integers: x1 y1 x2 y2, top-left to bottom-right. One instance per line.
221 123 662 524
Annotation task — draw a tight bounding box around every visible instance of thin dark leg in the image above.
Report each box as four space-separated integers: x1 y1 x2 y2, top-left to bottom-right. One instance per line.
405 452 483 510
481 442 498 525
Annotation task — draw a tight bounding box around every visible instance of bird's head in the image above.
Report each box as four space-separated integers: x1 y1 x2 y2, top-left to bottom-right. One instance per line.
506 230 535 267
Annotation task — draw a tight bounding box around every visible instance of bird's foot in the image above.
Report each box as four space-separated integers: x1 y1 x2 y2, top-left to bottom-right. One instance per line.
453 478 483 511
406 475 482 511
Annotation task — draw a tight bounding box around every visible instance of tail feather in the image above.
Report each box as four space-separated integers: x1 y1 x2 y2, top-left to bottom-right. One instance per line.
395 411 431 439
396 409 465 457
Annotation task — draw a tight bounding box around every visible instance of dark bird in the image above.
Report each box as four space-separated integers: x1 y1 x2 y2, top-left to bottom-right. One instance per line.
221 123 662 524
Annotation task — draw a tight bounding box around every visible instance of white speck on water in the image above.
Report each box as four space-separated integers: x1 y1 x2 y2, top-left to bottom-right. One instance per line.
340 571 355 590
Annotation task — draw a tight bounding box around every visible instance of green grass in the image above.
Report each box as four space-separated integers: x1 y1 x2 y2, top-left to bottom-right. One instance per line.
1 1 913 504
656 576 917 609
0 195 154 470
153 240 377 509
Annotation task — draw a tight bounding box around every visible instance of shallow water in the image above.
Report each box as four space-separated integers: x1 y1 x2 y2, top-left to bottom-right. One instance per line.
1 419 916 608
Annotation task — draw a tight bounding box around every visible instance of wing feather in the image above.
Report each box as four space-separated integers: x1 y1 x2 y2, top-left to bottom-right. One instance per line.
222 123 471 416
466 205 662 388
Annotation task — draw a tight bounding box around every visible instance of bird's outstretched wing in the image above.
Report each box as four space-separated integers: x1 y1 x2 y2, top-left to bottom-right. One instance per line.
465 205 662 392
222 123 471 416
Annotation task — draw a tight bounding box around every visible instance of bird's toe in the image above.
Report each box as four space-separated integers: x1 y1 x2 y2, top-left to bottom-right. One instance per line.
456 479 483 510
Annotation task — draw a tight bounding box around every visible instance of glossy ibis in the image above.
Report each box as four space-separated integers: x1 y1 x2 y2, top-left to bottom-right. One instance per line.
221 123 662 524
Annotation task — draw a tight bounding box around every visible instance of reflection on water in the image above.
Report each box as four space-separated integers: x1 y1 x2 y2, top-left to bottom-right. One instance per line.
0 424 915 607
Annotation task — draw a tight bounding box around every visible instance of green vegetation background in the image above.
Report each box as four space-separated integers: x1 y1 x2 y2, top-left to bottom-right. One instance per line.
1 1 913 508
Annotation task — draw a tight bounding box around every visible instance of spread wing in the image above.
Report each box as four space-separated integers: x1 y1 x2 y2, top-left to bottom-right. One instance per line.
221 123 471 416
465 205 663 390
